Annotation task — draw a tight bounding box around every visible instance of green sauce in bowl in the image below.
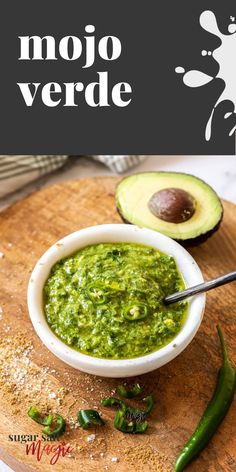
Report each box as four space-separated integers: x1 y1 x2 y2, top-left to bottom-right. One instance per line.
44 242 188 359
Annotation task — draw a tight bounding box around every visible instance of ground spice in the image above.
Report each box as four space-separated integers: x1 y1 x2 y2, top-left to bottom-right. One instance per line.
0 333 67 409
124 445 172 472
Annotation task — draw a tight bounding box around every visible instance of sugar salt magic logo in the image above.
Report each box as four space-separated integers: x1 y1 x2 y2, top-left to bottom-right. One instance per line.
25 439 74 465
9 435 73 465
17 25 132 108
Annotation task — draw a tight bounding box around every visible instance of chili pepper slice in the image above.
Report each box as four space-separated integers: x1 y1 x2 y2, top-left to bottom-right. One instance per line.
126 395 155 421
116 383 143 398
87 283 108 304
124 304 148 321
114 409 135 433
106 249 121 259
42 414 66 437
143 395 155 414
77 409 105 429
28 406 53 426
101 397 127 412
135 420 149 433
101 395 154 417
175 325 236 472
28 407 66 437
114 409 148 433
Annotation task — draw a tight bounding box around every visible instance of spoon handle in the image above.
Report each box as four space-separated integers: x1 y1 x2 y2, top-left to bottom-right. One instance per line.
164 270 236 305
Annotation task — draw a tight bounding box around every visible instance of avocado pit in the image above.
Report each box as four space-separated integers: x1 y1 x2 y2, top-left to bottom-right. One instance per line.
148 188 196 224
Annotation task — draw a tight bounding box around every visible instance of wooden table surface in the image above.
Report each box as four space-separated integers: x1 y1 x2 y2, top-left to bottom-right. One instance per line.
0 177 236 472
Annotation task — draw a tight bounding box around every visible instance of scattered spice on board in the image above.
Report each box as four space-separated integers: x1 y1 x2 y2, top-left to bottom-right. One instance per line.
0 333 67 409
124 445 172 472
87 434 96 442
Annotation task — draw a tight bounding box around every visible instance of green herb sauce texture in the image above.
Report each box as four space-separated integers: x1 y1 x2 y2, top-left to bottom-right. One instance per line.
44 243 188 359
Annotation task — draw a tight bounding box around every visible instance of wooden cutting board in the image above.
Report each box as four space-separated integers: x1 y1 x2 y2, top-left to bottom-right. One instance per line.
0 177 236 472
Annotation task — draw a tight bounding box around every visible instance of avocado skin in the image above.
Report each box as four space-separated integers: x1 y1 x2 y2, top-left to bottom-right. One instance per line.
115 172 224 246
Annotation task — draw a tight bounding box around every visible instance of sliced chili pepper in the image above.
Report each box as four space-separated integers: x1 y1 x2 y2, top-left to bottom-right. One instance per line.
135 420 149 433
77 409 105 429
143 395 155 414
101 395 154 417
114 409 135 433
124 304 148 321
101 397 126 412
126 395 155 421
106 249 121 259
87 283 108 304
42 414 66 437
101 394 154 432
114 409 148 433
116 383 143 398
27 406 53 426
28 408 66 437
175 326 236 472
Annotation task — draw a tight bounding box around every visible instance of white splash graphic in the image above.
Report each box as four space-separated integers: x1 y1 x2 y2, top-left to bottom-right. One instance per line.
176 10 236 141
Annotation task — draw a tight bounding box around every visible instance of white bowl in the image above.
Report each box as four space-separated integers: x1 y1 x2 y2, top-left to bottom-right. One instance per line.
27 224 205 378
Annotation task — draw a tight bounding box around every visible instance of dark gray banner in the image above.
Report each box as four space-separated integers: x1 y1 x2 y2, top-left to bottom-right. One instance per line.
0 0 235 154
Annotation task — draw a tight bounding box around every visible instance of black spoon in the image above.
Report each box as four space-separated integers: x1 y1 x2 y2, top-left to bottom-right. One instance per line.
164 270 236 305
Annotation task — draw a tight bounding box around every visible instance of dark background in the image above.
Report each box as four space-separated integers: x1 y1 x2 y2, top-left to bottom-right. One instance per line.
0 0 235 154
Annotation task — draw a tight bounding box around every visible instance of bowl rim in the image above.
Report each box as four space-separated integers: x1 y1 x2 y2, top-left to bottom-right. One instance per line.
27 224 206 376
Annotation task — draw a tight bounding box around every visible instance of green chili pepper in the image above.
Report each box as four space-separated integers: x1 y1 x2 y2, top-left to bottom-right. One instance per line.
107 249 121 259
142 395 155 414
42 414 66 437
114 409 134 433
28 406 53 426
28 407 66 437
101 397 126 411
116 383 143 398
135 420 149 433
126 395 154 421
124 304 148 321
77 409 105 429
175 325 236 472
114 409 148 433
101 394 154 432
87 283 108 304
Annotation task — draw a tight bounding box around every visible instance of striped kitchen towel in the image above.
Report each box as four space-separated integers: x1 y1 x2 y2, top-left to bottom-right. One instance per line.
92 155 146 173
0 155 146 198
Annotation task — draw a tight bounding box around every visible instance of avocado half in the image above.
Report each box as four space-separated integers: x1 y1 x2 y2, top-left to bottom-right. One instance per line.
116 172 223 244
